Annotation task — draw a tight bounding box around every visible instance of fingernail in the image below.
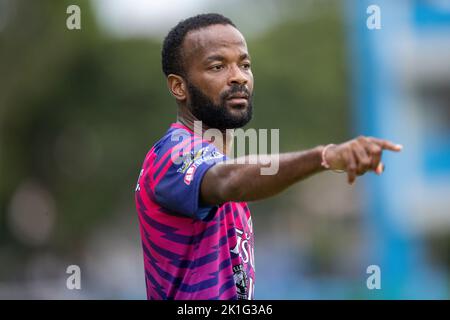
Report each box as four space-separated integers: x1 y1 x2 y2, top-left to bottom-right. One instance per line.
396 144 403 150
376 163 382 175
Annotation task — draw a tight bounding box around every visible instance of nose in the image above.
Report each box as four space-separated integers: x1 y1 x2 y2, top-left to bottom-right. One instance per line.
228 64 248 86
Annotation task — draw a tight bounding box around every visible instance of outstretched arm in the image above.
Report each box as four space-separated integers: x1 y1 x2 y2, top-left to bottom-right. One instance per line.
200 136 402 205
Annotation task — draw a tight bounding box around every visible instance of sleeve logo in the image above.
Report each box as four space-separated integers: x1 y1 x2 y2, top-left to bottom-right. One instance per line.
183 164 197 185
177 146 223 174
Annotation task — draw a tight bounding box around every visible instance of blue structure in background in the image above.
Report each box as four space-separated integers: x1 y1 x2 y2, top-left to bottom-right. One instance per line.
346 0 450 298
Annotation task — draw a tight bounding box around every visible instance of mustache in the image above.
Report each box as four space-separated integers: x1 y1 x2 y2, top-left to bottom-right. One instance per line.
220 84 251 100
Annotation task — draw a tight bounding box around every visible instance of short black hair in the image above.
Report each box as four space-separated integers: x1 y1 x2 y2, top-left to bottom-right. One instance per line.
161 13 236 77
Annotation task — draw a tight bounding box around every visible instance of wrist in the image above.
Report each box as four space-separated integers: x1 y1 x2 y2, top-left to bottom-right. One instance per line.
320 143 345 173
315 145 329 172
320 144 335 170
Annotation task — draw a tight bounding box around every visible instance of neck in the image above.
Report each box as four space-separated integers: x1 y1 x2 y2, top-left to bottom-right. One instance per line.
176 105 234 156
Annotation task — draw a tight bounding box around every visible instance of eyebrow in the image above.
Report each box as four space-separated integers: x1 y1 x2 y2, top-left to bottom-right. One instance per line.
205 53 251 62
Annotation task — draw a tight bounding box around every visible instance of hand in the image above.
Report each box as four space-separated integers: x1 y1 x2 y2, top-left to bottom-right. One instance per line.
323 136 403 184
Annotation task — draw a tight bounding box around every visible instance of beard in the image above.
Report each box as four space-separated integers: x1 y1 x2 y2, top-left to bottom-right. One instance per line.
186 81 253 131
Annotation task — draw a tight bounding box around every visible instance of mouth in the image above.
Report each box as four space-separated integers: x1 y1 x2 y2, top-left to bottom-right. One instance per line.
226 93 249 106
227 98 248 105
227 93 249 100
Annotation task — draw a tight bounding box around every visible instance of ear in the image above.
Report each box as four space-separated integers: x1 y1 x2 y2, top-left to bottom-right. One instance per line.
167 74 187 101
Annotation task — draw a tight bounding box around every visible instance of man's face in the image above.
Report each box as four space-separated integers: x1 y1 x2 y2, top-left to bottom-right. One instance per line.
181 24 254 130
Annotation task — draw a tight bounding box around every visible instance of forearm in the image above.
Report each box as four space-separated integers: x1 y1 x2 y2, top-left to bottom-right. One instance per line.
201 145 326 204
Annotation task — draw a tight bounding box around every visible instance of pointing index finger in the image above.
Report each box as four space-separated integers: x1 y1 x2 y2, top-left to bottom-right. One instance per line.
368 137 403 152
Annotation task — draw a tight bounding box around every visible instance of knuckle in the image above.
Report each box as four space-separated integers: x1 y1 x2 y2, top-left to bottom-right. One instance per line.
360 136 369 143
372 145 381 154
344 145 352 153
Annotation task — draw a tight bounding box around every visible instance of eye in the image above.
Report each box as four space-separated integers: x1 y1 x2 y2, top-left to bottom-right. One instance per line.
241 62 251 70
210 64 224 71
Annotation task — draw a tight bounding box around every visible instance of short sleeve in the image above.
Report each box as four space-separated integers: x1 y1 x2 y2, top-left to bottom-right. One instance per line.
152 131 226 220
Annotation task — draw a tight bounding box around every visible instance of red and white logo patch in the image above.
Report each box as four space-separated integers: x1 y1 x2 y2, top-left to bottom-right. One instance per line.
184 164 197 185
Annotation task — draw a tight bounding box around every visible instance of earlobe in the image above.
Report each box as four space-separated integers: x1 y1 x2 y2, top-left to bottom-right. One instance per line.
167 74 187 101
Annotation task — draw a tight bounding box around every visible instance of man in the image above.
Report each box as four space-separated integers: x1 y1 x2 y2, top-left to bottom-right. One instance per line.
134 13 402 300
